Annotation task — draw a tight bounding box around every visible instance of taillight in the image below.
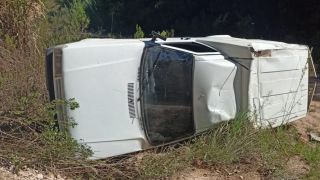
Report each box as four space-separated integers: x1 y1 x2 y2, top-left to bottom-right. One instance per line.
54 48 63 78
53 48 64 99
46 49 55 101
53 48 67 131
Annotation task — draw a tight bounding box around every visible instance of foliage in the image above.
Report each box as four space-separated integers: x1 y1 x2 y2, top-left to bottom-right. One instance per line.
160 29 175 38
189 114 256 164
139 114 256 178
0 95 92 172
138 116 320 179
0 0 93 177
0 0 319 179
133 24 144 38
43 0 91 46
87 0 320 62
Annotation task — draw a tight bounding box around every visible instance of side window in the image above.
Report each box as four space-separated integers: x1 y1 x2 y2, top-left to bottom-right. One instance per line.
141 46 195 145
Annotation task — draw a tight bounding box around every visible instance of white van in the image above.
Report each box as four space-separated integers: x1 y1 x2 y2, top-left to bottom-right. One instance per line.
46 35 310 159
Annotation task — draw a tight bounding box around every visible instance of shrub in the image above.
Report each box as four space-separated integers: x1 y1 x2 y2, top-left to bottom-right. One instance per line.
134 24 144 38
0 0 93 176
160 29 175 38
138 115 320 179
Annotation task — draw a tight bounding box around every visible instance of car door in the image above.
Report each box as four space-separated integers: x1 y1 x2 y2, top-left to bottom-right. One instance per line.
140 45 195 145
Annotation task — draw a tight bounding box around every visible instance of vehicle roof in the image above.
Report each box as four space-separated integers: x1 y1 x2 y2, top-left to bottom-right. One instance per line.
198 35 308 51
62 39 143 49
57 35 308 52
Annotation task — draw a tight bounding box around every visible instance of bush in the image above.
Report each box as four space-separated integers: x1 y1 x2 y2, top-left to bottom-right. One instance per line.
0 0 94 176
138 114 257 178
160 29 175 38
134 24 144 38
138 115 320 179
0 1 142 178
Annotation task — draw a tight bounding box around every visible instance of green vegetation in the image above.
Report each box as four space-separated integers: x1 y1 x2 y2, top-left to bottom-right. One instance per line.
134 24 144 38
134 26 174 39
160 29 175 38
0 0 93 176
0 0 319 179
44 0 91 45
87 0 320 64
138 116 320 179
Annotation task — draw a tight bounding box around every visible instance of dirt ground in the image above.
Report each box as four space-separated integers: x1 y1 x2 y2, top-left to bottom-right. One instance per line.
293 101 320 142
173 168 262 180
0 167 65 180
173 78 320 180
1 80 319 179
173 154 310 180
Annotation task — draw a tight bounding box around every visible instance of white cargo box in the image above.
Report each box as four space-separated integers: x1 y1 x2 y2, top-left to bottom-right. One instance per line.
198 36 309 127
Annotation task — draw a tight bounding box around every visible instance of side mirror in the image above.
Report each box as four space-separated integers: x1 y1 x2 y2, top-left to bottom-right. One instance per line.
151 31 167 41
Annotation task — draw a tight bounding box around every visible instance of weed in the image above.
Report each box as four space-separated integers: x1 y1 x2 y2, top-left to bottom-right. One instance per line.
138 114 258 178
137 115 320 179
0 0 318 179
0 97 92 171
0 0 94 177
188 114 257 165
139 147 191 179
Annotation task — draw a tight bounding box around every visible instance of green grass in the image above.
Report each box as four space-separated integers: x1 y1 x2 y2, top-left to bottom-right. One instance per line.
139 114 257 178
139 148 190 178
137 115 320 179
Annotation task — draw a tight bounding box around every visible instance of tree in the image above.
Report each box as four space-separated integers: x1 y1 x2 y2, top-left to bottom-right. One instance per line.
134 24 144 38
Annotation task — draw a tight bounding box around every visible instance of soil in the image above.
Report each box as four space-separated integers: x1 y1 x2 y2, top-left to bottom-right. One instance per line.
293 77 320 143
172 167 262 180
0 80 319 179
285 156 310 178
0 167 65 180
293 100 320 143
172 78 320 180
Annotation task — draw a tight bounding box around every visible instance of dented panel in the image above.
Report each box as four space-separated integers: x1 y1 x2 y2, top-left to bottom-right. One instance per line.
199 36 309 128
46 36 310 159
193 55 237 132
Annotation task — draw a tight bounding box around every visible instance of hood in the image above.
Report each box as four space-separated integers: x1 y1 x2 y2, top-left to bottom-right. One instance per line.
61 40 146 144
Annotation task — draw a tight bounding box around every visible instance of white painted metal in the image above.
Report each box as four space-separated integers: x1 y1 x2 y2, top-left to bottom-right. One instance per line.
193 55 237 132
51 36 309 159
198 36 309 127
61 39 148 159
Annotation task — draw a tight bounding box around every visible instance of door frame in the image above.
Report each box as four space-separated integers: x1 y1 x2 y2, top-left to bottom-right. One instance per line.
139 43 196 146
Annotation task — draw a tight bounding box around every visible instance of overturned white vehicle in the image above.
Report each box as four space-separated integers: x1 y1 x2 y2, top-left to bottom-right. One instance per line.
46 35 310 159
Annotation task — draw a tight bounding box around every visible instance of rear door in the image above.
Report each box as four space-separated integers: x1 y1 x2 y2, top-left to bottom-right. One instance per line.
256 49 309 126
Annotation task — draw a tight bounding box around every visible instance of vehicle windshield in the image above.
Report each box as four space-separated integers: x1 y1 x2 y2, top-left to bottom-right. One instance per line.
140 45 195 145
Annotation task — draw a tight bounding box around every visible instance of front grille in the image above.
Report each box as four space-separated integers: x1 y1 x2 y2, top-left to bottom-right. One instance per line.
128 83 136 118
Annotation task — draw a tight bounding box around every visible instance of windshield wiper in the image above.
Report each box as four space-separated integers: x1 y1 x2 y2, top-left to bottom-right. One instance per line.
148 53 161 78
138 51 161 101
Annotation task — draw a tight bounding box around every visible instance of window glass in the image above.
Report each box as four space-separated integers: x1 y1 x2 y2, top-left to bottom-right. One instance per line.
141 46 195 145
164 42 217 53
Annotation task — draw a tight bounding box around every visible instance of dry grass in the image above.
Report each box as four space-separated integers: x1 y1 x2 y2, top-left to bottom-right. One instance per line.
0 0 100 178
137 115 320 179
0 1 141 179
1 1 320 179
